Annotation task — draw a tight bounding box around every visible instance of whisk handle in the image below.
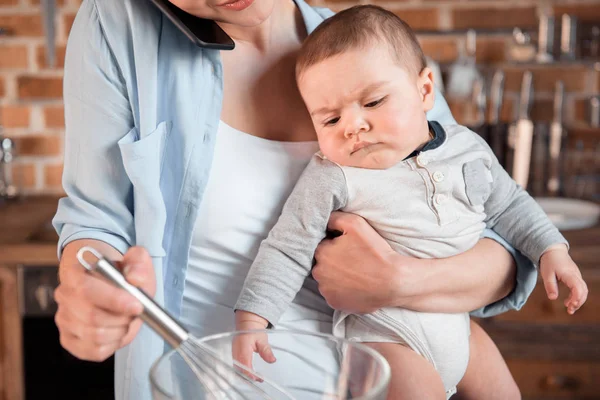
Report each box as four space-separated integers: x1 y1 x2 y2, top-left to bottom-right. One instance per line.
76 246 189 348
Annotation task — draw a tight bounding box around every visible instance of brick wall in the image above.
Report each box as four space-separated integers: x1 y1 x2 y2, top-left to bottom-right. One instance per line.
0 0 79 195
0 0 599 195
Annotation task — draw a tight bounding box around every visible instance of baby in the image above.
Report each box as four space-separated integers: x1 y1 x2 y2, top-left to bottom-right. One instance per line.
233 5 588 399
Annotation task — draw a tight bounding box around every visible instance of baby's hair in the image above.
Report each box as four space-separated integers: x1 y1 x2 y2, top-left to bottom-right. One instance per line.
296 5 427 80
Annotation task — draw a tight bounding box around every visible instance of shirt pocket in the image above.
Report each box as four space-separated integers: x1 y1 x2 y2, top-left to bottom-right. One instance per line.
462 158 493 207
118 121 171 257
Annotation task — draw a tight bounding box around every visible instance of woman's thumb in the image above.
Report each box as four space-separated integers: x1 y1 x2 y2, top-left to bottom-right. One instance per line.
121 246 156 295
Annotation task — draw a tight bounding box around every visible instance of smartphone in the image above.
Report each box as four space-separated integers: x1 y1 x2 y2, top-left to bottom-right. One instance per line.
149 0 235 50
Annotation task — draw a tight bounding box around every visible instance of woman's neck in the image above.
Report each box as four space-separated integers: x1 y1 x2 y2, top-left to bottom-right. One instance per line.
217 0 304 52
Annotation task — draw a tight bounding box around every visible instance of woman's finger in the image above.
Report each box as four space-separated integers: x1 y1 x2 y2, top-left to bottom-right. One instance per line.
119 318 144 348
54 285 135 327
313 239 333 267
55 305 130 344
326 211 365 234
58 250 144 316
78 274 143 315
59 331 119 362
121 246 157 295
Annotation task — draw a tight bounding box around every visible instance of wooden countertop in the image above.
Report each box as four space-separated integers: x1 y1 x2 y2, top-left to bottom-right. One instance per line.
0 196 598 269
0 196 60 265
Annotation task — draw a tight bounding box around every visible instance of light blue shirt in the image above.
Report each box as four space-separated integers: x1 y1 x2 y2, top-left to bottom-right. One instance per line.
52 0 537 398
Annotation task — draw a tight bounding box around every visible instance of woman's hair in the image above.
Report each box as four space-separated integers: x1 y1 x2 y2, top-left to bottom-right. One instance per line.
296 5 427 79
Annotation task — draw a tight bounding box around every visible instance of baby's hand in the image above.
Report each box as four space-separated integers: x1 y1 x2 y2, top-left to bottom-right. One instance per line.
232 311 276 381
539 245 588 314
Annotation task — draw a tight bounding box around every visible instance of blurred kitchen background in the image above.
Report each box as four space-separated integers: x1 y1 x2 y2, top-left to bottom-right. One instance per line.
0 0 599 399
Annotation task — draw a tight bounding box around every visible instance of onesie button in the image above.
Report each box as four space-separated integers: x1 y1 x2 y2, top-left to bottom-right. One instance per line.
435 193 448 205
416 154 429 167
433 171 445 182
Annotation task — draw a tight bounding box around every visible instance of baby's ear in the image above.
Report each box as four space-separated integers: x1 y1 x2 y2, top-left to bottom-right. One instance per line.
418 67 435 112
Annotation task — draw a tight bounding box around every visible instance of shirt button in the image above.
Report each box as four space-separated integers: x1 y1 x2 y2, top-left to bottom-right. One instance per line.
416 154 429 167
173 276 179 286
435 193 448 205
433 171 445 182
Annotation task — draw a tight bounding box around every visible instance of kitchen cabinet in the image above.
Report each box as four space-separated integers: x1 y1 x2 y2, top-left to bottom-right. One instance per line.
0 196 73 400
0 265 23 400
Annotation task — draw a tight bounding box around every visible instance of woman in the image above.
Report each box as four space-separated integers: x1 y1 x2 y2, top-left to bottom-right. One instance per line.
52 0 537 399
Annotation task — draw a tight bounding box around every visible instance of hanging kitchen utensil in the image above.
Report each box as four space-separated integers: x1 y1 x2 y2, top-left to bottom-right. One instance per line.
0 137 17 199
547 81 565 196
487 70 506 166
536 13 555 63
530 122 548 197
589 95 600 128
590 26 600 58
511 71 534 189
446 29 480 99
560 14 579 60
42 0 56 68
469 76 488 141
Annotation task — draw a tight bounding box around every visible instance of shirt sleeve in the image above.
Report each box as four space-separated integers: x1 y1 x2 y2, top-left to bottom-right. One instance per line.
235 156 348 325
483 153 568 264
51 0 135 258
470 139 567 318
470 228 539 317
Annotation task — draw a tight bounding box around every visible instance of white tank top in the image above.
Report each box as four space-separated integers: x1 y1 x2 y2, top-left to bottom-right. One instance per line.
180 121 331 338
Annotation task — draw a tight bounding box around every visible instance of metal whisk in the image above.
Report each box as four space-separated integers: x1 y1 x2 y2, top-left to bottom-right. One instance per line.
76 246 296 399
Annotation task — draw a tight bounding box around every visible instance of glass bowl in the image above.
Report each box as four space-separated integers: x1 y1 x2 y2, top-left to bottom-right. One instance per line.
150 329 390 399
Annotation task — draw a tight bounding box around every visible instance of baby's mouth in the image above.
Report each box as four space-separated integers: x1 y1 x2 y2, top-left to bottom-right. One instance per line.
351 141 375 154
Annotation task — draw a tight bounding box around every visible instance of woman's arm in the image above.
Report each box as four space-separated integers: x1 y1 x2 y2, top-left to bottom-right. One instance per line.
51 0 153 361
312 212 536 315
52 0 135 257
390 238 517 313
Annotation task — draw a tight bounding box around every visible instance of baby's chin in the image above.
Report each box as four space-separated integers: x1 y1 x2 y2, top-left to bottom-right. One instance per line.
353 159 400 170
344 151 405 170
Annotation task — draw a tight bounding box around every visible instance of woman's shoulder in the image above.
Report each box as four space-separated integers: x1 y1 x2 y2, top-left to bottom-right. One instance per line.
75 0 162 51
88 0 162 26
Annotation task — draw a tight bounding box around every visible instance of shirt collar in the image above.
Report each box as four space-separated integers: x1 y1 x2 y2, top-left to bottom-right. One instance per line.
404 121 446 160
294 0 328 34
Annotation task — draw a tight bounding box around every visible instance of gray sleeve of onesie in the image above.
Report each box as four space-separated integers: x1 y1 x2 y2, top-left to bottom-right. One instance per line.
234 155 348 325
479 153 568 264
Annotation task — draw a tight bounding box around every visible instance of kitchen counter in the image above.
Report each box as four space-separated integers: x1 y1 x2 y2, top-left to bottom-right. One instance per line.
0 196 60 265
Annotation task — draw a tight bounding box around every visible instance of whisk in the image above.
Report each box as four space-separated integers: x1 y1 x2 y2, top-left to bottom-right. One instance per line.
76 246 297 400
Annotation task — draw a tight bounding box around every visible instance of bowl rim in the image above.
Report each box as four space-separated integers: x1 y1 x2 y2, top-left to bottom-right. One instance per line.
149 328 391 399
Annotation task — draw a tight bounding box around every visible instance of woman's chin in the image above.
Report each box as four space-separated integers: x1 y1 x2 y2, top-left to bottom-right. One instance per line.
217 0 275 27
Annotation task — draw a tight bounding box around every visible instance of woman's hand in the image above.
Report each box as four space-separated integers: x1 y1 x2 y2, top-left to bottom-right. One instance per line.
54 241 156 362
312 212 520 315
312 211 413 314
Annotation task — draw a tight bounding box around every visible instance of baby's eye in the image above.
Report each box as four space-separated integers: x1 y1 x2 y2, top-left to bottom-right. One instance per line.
325 117 340 126
365 97 385 108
